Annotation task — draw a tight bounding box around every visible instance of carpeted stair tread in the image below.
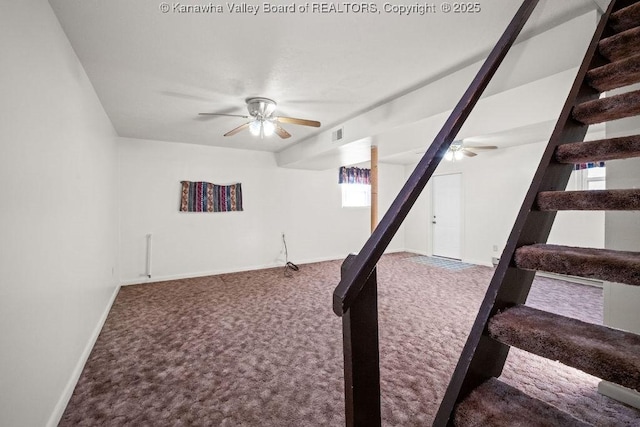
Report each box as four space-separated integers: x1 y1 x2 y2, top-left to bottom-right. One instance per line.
572 89 640 125
536 189 640 211
514 244 640 286
586 53 640 92
453 377 592 427
489 305 640 392
599 26 640 62
555 135 640 163
609 2 640 34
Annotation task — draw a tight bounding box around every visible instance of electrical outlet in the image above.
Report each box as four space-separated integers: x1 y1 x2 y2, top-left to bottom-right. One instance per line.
492 245 498 252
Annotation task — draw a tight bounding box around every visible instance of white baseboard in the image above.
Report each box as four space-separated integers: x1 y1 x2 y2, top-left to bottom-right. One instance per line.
124 251 604 288
462 258 493 268
121 258 335 286
120 248 408 286
47 285 121 427
403 248 430 257
120 262 283 286
535 271 603 288
598 381 640 410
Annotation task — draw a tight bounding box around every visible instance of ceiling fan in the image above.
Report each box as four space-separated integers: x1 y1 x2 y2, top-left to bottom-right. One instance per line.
416 140 498 161
444 140 498 161
199 97 321 139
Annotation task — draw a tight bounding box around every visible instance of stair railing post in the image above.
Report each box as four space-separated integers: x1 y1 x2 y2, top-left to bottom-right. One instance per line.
340 254 381 427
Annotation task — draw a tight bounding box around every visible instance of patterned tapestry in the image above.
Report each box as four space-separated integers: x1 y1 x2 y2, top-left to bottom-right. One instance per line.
338 166 371 184
180 181 243 212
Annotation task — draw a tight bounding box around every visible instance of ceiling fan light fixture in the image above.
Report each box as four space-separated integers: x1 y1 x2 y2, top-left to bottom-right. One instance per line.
249 120 262 136
262 120 275 137
444 140 466 161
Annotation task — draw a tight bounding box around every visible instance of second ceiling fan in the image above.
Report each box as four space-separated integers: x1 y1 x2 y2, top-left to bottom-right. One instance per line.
199 97 321 139
445 140 498 160
416 140 498 160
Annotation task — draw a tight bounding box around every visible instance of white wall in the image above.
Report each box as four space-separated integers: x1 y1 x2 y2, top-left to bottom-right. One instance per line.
118 138 405 284
0 1 119 426
404 141 605 265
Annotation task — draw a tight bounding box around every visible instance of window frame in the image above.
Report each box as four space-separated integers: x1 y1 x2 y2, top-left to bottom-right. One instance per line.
341 183 371 208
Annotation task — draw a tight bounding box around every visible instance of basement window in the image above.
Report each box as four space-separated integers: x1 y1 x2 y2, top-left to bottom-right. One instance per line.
341 183 371 208
585 166 606 190
574 166 606 190
571 162 606 191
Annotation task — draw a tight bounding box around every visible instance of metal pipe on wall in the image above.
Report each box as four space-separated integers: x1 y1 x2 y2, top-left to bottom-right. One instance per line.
371 145 379 233
146 234 152 278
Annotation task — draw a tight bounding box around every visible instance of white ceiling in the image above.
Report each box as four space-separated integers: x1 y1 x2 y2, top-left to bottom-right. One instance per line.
48 0 606 163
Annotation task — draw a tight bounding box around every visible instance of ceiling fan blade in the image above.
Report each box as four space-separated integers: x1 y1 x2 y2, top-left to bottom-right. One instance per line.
464 145 498 150
199 113 250 119
224 122 250 137
462 149 478 157
274 124 291 139
275 116 321 127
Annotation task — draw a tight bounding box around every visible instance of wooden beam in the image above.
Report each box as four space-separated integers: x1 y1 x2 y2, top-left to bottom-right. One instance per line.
370 146 378 234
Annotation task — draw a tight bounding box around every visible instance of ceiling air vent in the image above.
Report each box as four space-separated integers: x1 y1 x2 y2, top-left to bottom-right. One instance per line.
332 128 343 142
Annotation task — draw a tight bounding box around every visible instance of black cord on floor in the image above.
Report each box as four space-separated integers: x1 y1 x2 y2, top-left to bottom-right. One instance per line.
282 234 299 277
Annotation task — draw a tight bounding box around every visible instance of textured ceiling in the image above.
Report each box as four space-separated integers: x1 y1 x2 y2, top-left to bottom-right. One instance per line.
48 0 603 154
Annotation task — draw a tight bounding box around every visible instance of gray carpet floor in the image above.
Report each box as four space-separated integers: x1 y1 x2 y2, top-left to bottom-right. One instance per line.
60 253 640 426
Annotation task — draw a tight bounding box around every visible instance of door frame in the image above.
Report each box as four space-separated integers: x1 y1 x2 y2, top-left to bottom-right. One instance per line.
431 172 464 260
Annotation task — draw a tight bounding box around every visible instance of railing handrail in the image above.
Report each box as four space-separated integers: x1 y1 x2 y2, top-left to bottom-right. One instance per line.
333 0 540 316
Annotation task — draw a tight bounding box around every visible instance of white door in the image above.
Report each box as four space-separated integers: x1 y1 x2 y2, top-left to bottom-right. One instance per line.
432 173 462 259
